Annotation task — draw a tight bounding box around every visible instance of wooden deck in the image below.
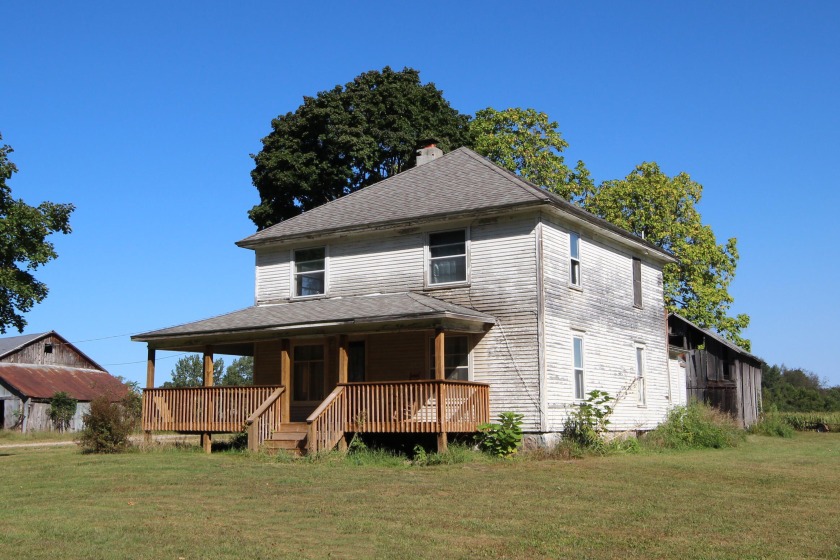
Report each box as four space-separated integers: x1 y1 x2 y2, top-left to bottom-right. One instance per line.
142 380 490 453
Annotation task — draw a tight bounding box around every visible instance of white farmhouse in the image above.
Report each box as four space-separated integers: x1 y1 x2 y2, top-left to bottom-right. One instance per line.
134 146 678 453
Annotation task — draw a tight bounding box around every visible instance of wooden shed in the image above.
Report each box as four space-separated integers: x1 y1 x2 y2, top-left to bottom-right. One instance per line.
0 331 127 432
668 314 762 427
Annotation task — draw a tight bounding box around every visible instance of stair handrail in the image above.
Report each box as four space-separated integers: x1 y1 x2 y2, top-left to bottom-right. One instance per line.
306 385 347 454
245 386 286 452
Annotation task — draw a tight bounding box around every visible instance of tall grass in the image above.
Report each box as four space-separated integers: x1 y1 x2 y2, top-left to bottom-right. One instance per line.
774 411 840 431
643 402 745 450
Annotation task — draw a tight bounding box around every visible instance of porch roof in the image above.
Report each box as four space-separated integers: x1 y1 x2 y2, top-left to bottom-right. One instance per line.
132 292 495 352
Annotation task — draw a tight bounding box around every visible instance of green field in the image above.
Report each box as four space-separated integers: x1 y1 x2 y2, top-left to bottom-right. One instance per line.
1 434 838 559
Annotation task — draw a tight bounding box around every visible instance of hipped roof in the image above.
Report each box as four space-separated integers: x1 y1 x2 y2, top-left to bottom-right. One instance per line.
237 147 676 263
0 364 129 401
133 292 495 349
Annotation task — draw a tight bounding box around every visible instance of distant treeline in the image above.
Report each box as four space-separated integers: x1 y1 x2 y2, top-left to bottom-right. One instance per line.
761 363 840 412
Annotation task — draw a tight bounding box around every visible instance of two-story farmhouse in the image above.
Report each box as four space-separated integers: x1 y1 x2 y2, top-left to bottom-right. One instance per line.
134 146 678 453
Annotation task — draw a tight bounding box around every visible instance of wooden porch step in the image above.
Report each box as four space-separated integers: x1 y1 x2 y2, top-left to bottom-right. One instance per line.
274 422 308 434
263 423 308 456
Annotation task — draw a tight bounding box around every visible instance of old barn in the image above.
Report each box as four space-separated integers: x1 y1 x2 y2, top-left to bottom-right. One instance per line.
0 331 128 432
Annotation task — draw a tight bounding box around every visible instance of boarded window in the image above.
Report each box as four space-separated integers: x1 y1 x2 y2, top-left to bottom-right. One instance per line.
632 257 642 308
429 230 467 285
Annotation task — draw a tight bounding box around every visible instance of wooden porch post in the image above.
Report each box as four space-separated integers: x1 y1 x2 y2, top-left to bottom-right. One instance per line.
434 329 448 452
202 346 214 453
145 347 155 443
336 335 349 452
280 339 291 423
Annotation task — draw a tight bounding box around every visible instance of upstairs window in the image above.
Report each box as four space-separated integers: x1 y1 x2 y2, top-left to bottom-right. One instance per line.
429 230 467 285
632 257 642 308
570 232 581 287
293 247 326 297
573 335 585 399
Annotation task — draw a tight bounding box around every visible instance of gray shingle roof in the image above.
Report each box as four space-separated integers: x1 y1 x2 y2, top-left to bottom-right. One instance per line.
238 147 545 247
0 332 49 359
237 147 674 262
132 293 495 341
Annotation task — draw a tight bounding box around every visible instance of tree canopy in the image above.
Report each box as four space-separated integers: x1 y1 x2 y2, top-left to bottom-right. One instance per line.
247 69 751 350
0 133 74 334
761 362 840 412
163 355 253 387
470 107 590 202
249 67 473 230
582 163 750 349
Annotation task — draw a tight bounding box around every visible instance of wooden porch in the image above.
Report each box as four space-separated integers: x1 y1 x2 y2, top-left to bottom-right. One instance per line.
141 330 490 454
142 380 490 454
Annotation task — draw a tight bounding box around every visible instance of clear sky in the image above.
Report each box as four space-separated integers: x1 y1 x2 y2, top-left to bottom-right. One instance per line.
2 1 838 387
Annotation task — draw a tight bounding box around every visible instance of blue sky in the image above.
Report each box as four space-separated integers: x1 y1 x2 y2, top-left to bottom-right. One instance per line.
2 1 838 386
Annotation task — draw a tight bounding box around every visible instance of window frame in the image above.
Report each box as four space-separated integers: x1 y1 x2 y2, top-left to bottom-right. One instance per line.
427 334 471 381
569 231 581 288
425 228 470 289
290 245 328 299
635 344 647 406
572 333 585 400
632 256 643 308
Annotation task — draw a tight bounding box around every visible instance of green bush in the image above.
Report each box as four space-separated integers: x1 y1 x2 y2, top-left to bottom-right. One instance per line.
748 414 795 438
476 412 524 458
48 391 78 432
77 396 134 453
411 443 485 466
643 402 745 450
561 390 614 451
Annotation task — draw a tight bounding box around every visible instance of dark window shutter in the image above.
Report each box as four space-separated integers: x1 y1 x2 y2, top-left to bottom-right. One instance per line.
632 257 642 308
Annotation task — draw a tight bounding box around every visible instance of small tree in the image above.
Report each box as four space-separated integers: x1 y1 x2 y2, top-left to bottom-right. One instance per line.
163 355 225 387
48 391 78 432
77 396 133 453
219 356 254 386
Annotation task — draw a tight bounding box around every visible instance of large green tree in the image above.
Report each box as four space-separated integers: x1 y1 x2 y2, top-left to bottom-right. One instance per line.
582 162 750 349
249 67 473 230
0 133 74 333
164 355 225 388
470 107 591 202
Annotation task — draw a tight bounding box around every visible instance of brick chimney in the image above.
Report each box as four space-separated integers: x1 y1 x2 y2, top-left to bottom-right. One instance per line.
416 141 444 166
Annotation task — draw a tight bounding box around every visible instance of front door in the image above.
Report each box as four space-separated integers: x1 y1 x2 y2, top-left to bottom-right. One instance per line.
348 340 366 383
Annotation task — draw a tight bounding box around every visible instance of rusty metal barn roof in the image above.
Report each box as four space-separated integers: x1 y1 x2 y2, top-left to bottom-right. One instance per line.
0 363 129 401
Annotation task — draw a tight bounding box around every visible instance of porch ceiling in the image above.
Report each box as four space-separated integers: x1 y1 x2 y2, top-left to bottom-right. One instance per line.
132 292 495 352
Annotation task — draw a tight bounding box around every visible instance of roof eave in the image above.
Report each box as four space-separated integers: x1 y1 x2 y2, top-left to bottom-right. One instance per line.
235 201 546 249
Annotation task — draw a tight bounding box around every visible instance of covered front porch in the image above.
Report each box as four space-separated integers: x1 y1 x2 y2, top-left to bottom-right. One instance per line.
133 293 495 454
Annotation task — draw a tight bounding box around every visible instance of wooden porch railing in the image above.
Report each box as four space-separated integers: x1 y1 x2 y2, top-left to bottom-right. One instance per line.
306 386 347 454
306 380 490 453
142 386 283 433
245 386 285 451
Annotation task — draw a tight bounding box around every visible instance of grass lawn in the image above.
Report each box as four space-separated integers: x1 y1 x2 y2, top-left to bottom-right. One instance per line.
0 434 838 559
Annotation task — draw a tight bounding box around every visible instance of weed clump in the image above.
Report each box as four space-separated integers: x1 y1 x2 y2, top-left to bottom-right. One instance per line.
642 402 745 450
77 396 134 453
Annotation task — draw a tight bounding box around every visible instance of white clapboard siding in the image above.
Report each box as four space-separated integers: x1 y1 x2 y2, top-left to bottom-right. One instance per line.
427 216 542 431
541 216 671 432
329 233 425 297
255 247 291 303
